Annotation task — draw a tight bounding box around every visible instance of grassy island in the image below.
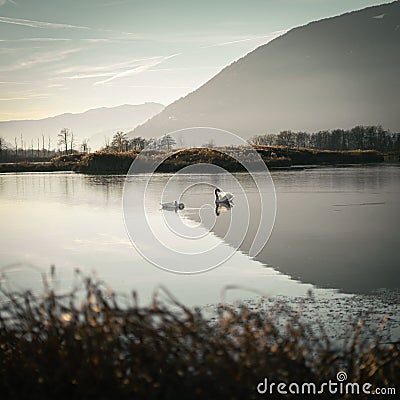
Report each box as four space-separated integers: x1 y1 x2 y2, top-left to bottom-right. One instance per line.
0 146 389 174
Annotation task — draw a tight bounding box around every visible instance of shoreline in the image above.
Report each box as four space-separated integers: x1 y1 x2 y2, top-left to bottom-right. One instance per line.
0 146 393 174
203 288 400 345
0 162 394 175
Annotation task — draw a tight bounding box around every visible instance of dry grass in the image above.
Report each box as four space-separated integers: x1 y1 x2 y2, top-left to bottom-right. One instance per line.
0 269 398 399
74 146 383 174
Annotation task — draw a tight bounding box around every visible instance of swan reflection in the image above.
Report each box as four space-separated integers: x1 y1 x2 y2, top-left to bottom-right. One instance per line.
215 202 233 216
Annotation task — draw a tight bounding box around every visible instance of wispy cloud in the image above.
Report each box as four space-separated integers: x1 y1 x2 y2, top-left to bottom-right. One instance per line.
0 16 91 30
18 48 81 70
0 47 20 54
0 80 33 85
47 83 65 88
53 56 182 83
0 48 81 72
98 0 129 7
118 85 194 89
94 53 180 85
201 30 288 48
55 57 164 78
0 37 71 42
0 15 141 39
68 72 115 80
0 93 49 101
0 0 19 7
147 66 219 73
81 38 113 43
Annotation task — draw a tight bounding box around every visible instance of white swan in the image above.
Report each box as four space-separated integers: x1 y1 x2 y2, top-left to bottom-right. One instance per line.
161 200 185 211
214 188 234 204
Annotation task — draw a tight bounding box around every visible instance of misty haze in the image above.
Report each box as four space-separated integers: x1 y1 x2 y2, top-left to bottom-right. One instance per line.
0 1 399 398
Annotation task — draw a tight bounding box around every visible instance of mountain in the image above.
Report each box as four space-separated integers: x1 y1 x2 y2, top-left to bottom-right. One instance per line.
0 103 164 151
133 1 400 139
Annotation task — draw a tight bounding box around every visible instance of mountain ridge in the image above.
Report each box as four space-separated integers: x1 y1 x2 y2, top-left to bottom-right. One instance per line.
0 103 164 150
133 1 400 139
0 103 162 124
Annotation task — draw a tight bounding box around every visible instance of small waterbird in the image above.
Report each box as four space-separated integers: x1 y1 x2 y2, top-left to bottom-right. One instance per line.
161 200 185 211
214 188 234 205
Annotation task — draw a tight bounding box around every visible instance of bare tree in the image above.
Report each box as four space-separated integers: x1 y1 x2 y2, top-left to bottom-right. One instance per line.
58 128 71 154
177 134 185 148
248 135 264 146
80 138 89 153
130 136 147 151
249 134 277 146
69 131 76 154
0 136 6 160
147 138 157 149
111 131 129 152
202 139 215 148
295 132 309 148
20 134 24 159
263 134 277 146
277 131 296 147
159 134 176 150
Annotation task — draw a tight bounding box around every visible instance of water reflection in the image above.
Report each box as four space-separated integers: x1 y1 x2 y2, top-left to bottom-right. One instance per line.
0 171 322 305
0 165 399 300
182 166 400 293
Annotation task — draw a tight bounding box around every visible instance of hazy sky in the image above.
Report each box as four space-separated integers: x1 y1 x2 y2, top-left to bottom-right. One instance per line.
0 0 392 121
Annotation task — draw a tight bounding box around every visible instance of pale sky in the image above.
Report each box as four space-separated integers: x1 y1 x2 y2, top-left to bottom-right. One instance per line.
0 0 392 121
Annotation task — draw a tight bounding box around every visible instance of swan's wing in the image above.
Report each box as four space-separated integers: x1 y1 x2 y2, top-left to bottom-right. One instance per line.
226 192 234 201
220 191 234 201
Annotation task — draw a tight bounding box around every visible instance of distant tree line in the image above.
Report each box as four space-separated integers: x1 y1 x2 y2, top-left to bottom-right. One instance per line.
0 128 91 162
249 126 400 152
2 125 399 163
103 132 176 152
57 128 90 154
0 134 59 162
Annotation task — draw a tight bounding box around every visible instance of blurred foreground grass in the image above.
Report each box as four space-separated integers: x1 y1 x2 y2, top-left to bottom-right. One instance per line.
0 268 398 399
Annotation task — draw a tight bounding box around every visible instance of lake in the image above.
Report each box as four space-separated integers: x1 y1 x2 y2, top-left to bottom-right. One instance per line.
0 165 399 305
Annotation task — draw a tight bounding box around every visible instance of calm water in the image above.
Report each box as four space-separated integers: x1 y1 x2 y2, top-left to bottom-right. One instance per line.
0 165 399 305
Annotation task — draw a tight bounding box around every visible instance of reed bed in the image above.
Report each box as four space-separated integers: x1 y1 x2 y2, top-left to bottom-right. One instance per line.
0 269 398 399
